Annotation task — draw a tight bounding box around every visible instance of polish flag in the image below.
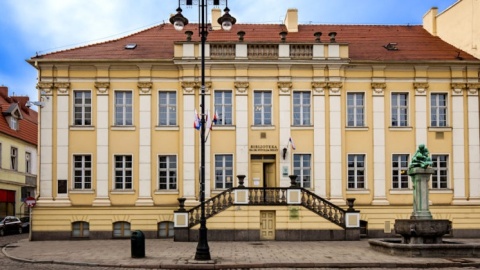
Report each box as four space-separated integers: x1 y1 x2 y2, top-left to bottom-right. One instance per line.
193 109 201 130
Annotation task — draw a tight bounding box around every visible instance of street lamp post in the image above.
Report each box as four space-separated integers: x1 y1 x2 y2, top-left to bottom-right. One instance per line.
170 0 236 261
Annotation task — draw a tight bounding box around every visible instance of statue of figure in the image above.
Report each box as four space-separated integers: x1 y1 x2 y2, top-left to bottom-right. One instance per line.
409 144 433 170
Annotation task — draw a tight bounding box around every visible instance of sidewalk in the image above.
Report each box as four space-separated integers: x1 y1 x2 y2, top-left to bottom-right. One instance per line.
3 237 480 269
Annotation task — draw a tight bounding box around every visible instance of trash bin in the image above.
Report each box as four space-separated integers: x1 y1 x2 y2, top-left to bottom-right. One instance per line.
131 230 145 258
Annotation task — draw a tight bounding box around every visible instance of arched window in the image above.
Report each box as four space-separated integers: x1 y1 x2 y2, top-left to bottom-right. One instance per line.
158 221 174 238
72 221 89 238
113 221 131 238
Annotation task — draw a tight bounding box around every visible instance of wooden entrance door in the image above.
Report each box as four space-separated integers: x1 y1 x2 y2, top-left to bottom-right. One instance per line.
260 211 275 240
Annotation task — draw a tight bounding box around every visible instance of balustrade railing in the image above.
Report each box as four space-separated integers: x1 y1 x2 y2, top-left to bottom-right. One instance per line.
300 188 346 228
188 189 234 227
290 44 313 59
210 44 235 59
248 44 278 59
247 188 288 205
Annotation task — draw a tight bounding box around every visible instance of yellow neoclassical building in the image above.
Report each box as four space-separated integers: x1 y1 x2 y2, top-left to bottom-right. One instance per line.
28 8 480 241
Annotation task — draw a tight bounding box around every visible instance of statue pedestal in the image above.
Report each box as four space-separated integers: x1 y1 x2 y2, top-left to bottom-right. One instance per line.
409 167 434 220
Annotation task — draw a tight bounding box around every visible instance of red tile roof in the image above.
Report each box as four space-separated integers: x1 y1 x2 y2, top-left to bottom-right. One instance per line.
0 87 38 146
31 23 478 62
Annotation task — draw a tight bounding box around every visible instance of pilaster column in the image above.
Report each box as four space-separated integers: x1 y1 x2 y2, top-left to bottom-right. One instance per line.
312 82 327 197
182 81 197 204
55 82 71 205
371 83 389 205
278 81 292 187
136 82 154 206
413 83 429 147
92 82 111 206
36 82 54 205
328 81 345 205
203 82 212 199
467 83 480 202
451 83 468 204
235 81 249 185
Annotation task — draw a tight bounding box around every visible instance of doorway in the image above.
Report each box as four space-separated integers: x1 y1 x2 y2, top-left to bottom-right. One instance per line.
250 155 276 188
260 211 275 240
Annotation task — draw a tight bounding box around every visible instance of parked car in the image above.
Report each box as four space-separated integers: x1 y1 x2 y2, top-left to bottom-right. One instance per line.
0 216 23 236
19 217 30 233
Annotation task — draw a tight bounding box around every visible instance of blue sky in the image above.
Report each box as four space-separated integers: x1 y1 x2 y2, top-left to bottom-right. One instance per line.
0 0 457 102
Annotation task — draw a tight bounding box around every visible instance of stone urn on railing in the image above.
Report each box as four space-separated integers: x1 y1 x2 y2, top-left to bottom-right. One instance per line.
237 175 246 188
289 175 298 188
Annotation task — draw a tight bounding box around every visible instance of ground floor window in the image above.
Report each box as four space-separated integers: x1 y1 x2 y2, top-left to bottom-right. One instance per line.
215 154 233 189
293 154 311 188
392 154 409 189
158 221 174 238
432 155 448 189
348 154 365 189
113 221 131 238
72 221 89 238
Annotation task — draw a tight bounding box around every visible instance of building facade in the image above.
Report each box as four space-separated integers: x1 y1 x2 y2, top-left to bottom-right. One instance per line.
29 8 480 240
0 86 38 218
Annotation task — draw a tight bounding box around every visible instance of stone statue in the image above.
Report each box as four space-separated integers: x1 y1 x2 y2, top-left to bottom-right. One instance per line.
408 144 433 170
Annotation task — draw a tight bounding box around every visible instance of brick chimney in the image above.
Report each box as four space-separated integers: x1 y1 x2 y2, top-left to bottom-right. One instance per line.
284 8 298 33
211 8 222 31
423 7 438 36
0 86 8 99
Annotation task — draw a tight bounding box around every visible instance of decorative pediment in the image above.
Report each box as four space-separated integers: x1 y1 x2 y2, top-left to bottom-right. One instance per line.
36 82 54 93
467 83 480 95
234 81 249 95
413 82 429 95
94 82 110 94
311 82 327 95
371 83 386 95
55 82 70 94
137 82 153 94
277 81 292 94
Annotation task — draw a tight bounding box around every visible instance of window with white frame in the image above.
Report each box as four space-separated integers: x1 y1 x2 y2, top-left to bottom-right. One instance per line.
254 91 272 125
114 91 133 126
392 154 409 189
348 154 365 189
8 117 18 130
113 221 131 238
10 147 18 171
214 90 232 125
25 152 31 174
430 93 447 127
215 154 233 189
432 155 448 189
347 93 365 127
158 221 174 238
72 221 89 238
74 91 92 125
159 91 177 126
293 91 311 126
391 93 408 127
158 155 177 190
114 155 133 190
74 155 92 189
293 154 311 188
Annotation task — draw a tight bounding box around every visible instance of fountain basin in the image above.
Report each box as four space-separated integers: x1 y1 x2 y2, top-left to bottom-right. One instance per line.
395 219 451 244
369 239 480 257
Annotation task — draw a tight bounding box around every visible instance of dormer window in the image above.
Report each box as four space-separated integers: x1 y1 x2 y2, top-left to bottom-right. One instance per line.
2 103 23 130
9 117 18 130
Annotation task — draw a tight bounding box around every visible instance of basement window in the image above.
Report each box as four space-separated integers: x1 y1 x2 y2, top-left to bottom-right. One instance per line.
383 42 398 51
125 43 137 50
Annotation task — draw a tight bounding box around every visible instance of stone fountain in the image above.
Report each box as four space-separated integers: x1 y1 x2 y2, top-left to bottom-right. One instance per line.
369 144 480 257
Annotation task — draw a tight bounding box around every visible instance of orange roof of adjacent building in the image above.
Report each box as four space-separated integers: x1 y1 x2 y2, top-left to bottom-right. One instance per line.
31 23 478 62
0 86 38 146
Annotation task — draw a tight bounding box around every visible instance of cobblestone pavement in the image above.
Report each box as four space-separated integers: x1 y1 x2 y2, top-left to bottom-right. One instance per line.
2 233 480 269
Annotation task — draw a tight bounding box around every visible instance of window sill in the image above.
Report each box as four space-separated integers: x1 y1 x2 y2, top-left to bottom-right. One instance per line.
345 127 369 131
70 190 95 194
111 126 136 131
430 189 453 194
388 126 413 131
213 125 236 131
428 127 452 132
70 126 95 131
154 190 179 195
291 125 313 130
155 126 180 131
110 190 135 194
251 125 275 130
389 189 413 195
346 189 370 194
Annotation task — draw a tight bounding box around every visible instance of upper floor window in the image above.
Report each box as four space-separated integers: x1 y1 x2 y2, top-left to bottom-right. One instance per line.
348 154 365 189
391 93 408 127
115 91 133 126
74 155 92 190
159 92 177 126
8 117 18 130
214 91 232 125
114 155 132 190
347 93 365 127
293 91 311 126
158 155 177 190
215 154 233 189
254 91 272 125
293 154 311 188
74 91 92 125
431 93 447 127
10 147 18 171
432 155 448 189
72 221 90 238
392 154 409 189
113 221 131 238
25 152 31 174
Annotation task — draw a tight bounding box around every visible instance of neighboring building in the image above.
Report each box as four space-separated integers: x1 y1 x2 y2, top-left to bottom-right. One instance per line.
423 0 480 59
28 7 480 241
0 86 38 218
